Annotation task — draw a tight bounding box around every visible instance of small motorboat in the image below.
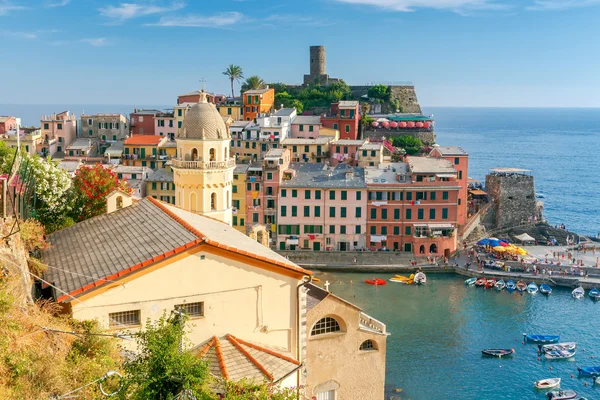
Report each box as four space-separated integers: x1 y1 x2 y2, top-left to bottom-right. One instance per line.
578 365 600 377
528 282 539 294
540 342 577 353
485 278 497 289
572 287 585 299
589 288 600 300
524 334 560 344
545 348 576 360
495 279 506 291
414 272 426 285
516 280 527 292
365 278 386 286
506 280 516 291
475 277 487 287
534 377 561 390
546 389 578 399
465 277 477 286
482 348 514 357
540 283 553 295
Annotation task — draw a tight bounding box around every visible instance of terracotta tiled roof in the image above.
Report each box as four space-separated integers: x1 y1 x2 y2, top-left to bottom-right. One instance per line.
193 335 300 383
124 136 163 145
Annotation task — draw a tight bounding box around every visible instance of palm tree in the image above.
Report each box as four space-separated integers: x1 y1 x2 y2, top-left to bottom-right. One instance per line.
241 75 266 93
222 64 244 98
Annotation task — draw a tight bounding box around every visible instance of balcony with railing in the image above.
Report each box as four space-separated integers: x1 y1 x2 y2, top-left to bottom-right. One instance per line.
359 312 387 334
171 157 236 170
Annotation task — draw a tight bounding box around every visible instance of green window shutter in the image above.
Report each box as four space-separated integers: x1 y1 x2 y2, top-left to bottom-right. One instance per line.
172 183 175 190
442 191 448 200
370 226 376 234
178 121 182 128
125 148 130 154
315 206 321 217
406 209 412 220
394 209 400 220
394 226 399 235
333 123 338 130
292 189 297 198
89 129 93 135
382 226 387 235
430 209 436 219
345 125 350 133
178 109 182 116
329 207 335 218
418 209 424 220
281 206 287 217
233 216 238 226
381 209 387 220
305 190 311 199
304 206 310 217
315 190 321 200
309 125 313 132
329 191 335 200
442 208 448 220
356 191 361 201
430 192 437 201
406 192 413 201
330 225 335 234
281 189 287 197
142 161 147 167
152 148 157 155
355 207 361 218
405 226 411 235
292 206 297 217
341 207 346 218
152 182 157 190
355 225 361 234
232 185 237 193
370 208 376 220
299 125 304 132
341 191 347 200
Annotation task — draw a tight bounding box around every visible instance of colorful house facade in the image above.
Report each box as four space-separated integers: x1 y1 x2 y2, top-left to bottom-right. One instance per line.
146 167 175 204
321 101 360 140
290 116 321 139
130 109 161 136
40 111 77 156
430 146 469 226
281 137 333 164
232 164 248 232
243 88 275 121
0 116 17 134
123 135 176 169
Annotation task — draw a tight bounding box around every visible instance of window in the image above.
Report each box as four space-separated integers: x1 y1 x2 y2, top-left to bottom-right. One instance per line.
57 123 63 130
253 213 259 223
281 206 287 217
355 225 361 234
309 125 314 132
394 209 400 220
267 172 273 180
430 192 437 201
362 150 367 157
88 129 93 135
340 226 346 234
43 123 49 130
109 310 140 327
304 206 310 217
304 146 309 152
356 191 361 201
405 226 412 235
315 190 321 200
336 146 340 153
329 207 335 218
371 150 376 157
341 207 347 218
454 157 460 165
178 121 182 128
341 191 347 200
442 191 449 200
370 208 376 220
305 190 311 199
394 226 399 235
345 125 350 133
430 209 436 219
232 185 237 194
418 209 424 220
459 171 463 179
359 340 376 351
381 209 388 220
370 226 376 234
329 225 335 234
416 192 427 201
152 182 157 190
442 208 449 220
311 317 341 336
329 191 335 200
406 192 413 201
406 209 412 220
316 390 335 400
175 302 204 318
333 123 338 130
315 206 321 217
299 124 304 132
292 206 297 217
281 189 287 197
355 207 361 218
292 189 297 198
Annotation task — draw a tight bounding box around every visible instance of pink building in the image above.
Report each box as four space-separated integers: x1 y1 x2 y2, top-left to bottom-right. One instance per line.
329 139 364 166
322 101 360 140
277 163 367 251
154 111 176 139
0 116 16 134
40 111 77 156
290 116 321 139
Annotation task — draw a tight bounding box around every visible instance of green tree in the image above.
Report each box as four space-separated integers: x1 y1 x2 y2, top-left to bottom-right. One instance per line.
220 379 300 399
118 313 210 400
290 99 304 114
241 75 266 93
222 64 244 98
0 141 17 174
367 84 390 101
391 135 423 155
71 163 131 221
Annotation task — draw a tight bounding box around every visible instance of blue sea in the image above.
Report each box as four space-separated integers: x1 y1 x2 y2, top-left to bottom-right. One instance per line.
3 105 599 236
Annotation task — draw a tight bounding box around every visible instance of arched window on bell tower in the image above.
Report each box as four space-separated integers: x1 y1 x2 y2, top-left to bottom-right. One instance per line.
209 148 216 161
191 148 198 161
211 192 217 211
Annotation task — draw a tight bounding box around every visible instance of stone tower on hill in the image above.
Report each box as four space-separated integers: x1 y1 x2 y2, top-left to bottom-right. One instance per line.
171 90 235 226
304 45 339 85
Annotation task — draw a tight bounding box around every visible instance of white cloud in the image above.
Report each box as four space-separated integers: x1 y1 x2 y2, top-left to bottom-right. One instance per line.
0 30 37 39
147 11 244 27
264 14 334 27
527 0 600 10
331 0 509 13
0 0 26 16
80 37 107 46
99 1 186 21
46 0 70 7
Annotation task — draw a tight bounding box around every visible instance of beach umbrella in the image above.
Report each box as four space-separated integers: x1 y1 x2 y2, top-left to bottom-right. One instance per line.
372 121 379 127
390 121 399 128
500 242 510 247
382 121 390 128
489 240 502 247
488 237 499 241
399 122 407 128
493 246 506 252
477 239 491 246
416 122 424 128
423 122 431 129
407 121 415 128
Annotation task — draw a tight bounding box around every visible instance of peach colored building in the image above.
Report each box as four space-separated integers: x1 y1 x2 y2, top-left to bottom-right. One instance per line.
430 146 469 226
329 139 364 166
290 115 321 139
40 111 77 156
278 163 367 251
0 116 16 134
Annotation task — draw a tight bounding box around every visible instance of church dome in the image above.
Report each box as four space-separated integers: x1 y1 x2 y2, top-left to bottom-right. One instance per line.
178 92 230 140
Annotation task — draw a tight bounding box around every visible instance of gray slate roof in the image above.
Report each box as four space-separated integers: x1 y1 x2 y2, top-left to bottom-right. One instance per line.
433 146 468 156
42 199 197 297
281 163 366 189
146 168 173 182
306 283 329 312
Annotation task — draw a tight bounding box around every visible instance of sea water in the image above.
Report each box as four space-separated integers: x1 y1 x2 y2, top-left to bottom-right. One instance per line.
321 272 600 400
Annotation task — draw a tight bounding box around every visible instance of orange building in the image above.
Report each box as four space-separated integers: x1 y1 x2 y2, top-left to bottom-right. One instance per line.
430 146 469 226
243 88 275 121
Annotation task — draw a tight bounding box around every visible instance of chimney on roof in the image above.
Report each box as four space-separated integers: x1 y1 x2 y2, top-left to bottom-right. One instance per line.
345 170 353 180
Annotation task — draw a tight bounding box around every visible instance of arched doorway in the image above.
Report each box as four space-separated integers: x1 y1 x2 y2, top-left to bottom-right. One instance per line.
191 148 198 161
430 243 438 254
419 245 425 254
210 193 217 211
209 148 216 161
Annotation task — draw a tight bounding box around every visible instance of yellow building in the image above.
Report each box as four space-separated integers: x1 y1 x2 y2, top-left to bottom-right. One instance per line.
232 164 248 232
281 137 333 163
357 142 392 168
318 127 340 140
217 99 244 121
171 91 236 225
146 167 175 204
41 196 313 390
123 136 177 169
0 128 42 155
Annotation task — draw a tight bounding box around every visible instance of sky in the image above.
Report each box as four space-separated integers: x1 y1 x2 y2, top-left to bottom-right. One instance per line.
1 0 599 107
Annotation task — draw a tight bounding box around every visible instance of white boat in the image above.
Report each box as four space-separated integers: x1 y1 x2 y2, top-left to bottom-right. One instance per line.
534 377 561 390
465 277 477 286
414 272 426 285
545 348 576 360
527 282 539 294
495 279 506 291
572 287 585 299
540 342 577 353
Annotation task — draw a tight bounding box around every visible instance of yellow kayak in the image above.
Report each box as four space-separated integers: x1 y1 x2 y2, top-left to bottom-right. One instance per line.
390 276 414 284
311 277 321 282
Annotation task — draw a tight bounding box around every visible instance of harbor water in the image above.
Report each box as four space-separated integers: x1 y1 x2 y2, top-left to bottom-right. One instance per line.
320 271 600 400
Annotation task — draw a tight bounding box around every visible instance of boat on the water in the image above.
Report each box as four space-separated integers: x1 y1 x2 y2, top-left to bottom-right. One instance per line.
413 272 426 285
545 348 576 360
578 366 600 377
540 342 577 353
465 277 477 286
528 282 539 294
365 278 386 286
524 334 560 344
475 277 487 286
390 275 411 284
495 279 506 291
481 348 514 357
589 288 600 300
534 377 561 390
506 280 516 291
572 287 585 299
540 283 553 295
485 278 497 289
546 389 578 399
516 280 527 292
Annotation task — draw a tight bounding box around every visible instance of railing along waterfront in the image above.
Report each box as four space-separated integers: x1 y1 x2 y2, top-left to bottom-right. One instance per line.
171 158 236 169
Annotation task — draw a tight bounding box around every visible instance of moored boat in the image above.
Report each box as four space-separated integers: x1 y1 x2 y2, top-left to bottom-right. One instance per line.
485 278 497 289
572 287 585 299
365 278 386 286
589 288 600 300
524 334 560 344
546 389 578 399
390 276 411 284
481 348 514 357
540 283 553 295
540 342 577 353
545 348 576 360
578 366 600 377
516 280 527 292
465 277 477 286
506 280 516 291
414 272 426 285
495 279 506 291
534 377 561 390
528 282 539 294
475 277 487 286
